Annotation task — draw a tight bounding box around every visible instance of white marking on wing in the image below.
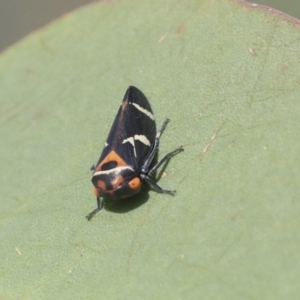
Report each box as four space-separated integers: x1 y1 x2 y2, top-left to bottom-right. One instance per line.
122 135 151 158
122 137 137 157
105 142 109 147
134 134 151 146
129 102 155 120
93 166 134 176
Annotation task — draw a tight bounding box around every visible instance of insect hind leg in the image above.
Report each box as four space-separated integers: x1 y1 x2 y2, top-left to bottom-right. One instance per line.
141 118 170 174
156 118 170 139
140 174 176 196
148 146 184 177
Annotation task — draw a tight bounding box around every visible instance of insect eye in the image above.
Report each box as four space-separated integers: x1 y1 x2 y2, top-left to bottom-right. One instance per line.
101 161 117 170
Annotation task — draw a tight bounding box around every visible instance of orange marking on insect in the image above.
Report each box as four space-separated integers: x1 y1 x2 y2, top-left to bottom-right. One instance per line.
96 180 106 191
93 187 100 196
96 150 127 171
129 177 141 191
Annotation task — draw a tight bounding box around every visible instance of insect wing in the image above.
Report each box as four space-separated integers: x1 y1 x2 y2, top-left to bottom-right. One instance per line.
95 86 156 171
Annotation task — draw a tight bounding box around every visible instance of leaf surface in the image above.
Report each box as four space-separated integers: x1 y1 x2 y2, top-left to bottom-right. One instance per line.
0 0 299 298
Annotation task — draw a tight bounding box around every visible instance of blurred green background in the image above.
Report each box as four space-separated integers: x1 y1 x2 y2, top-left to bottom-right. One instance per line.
0 0 299 52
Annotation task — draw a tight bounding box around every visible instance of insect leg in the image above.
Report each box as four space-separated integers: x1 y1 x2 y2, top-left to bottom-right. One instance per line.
141 118 170 173
156 118 170 139
148 146 184 177
86 197 103 221
140 174 176 195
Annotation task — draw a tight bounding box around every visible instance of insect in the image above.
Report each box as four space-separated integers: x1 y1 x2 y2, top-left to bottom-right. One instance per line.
86 86 183 220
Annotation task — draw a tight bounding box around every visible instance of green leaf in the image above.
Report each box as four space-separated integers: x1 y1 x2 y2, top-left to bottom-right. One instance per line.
0 0 299 298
